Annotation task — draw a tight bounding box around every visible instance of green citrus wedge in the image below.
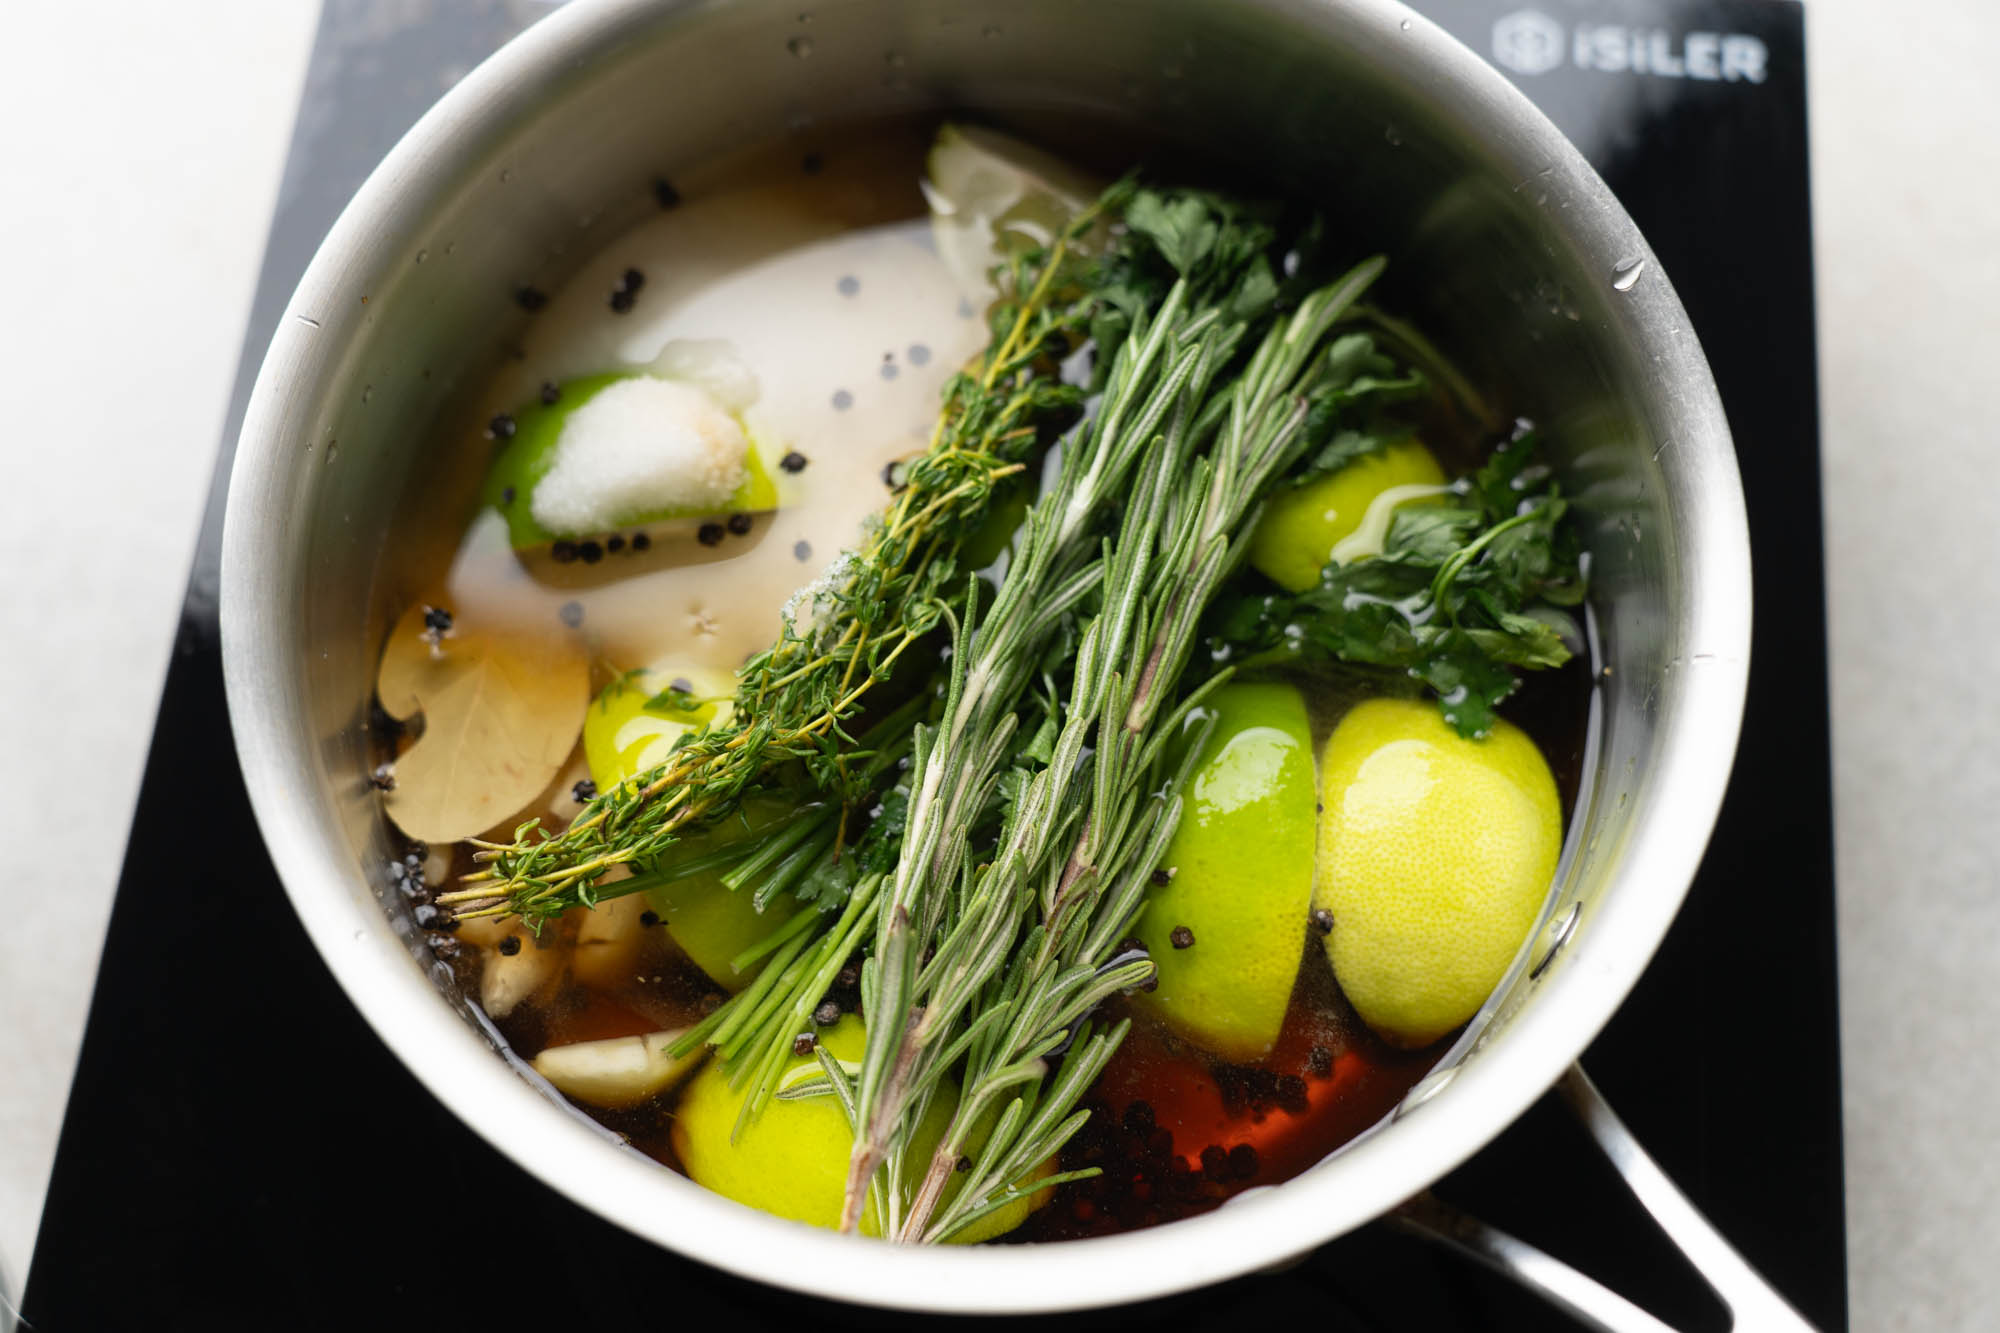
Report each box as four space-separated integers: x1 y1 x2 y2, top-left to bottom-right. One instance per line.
925 122 1104 295
1134 681 1317 1061
480 372 778 549
582 666 792 993
1247 438 1448 592
671 1016 1050 1241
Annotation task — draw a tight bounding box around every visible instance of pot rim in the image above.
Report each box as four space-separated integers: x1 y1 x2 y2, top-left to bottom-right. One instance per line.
221 0 1750 1312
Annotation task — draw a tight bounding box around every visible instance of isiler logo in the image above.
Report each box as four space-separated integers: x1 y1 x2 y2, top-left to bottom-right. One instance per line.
1492 9 1769 84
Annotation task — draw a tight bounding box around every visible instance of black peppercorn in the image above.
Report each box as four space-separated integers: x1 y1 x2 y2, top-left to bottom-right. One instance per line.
955 1156 973 1173
1150 867 1172 887
813 999 842 1026
653 178 682 209
609 288 635 313
369 762 396 792
697 521 726 547
792 1032 817 1056
572 778 597 803
1308 1046 1334 1078
1170 925 1195 950
1199 1144 1229 1181
422 605 454 634
621 267 645 293
726 512 753 536
639 910 661 928
487 414 516 440
630 531 651 552
497 935 522 957
605 534 625 553
779 450 809 473
514 285 548 312
835 965 859 988
539 380 560 406
550 540 579 564
578 540 604 564
1309 907 1334 934
1228 1143 1260 1180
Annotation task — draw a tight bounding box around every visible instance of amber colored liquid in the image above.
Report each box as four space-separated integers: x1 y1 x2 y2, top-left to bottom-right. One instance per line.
1010 949 1441 1239
409 114 1597 1243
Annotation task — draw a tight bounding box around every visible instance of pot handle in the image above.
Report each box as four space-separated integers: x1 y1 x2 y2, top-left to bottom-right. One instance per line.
1387 1064 1819 1332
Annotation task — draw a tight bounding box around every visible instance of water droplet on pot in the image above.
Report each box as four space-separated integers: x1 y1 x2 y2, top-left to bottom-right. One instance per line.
787 35 813 57
414 248 428 264
1384 124 1403 146
1611 256 1647 291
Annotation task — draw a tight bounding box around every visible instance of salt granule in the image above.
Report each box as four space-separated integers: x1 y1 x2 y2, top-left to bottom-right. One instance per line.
530 376 747 534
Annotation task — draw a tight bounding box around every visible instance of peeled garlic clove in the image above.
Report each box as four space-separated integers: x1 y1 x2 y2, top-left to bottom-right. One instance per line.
480 933 563 1018
531 1030 700 1109
571 891 651 990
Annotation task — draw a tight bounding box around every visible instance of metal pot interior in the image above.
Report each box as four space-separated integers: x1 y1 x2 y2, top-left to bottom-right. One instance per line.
222 0 1748 1311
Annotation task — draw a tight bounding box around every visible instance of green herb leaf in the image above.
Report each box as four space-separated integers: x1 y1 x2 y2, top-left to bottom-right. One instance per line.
1123 191 1219 276
1206 430 1586 738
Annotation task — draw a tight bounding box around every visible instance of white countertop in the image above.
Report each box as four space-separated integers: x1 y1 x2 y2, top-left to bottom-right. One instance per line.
2 0 1994 1326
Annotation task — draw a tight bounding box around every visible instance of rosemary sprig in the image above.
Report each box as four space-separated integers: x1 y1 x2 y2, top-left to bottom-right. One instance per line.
917 274 1392 1241
842 253 1391 1238
438 190 1129 928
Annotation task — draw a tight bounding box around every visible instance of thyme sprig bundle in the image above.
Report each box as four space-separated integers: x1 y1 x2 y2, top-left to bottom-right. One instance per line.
438 189 1129 927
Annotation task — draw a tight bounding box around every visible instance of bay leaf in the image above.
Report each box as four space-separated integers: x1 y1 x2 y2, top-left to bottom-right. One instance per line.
376 600 589 844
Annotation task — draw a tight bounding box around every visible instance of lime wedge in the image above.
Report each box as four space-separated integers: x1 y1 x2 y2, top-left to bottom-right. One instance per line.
924 123 1104 298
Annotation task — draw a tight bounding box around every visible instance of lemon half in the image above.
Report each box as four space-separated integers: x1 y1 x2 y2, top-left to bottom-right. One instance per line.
1314 697 1561 1047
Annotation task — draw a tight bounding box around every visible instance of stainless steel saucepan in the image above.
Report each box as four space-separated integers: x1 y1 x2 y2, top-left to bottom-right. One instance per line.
222 0 1793 1323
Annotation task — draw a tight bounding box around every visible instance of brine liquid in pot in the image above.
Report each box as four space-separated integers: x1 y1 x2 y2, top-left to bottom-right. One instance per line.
380 117 1596 1242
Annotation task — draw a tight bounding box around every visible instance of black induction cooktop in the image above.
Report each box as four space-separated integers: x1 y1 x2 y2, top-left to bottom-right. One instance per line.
19 1 1840 1328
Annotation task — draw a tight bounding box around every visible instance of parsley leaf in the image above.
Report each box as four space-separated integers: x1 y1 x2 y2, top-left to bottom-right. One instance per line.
1123 191 1219 276
1207 429 1586 737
